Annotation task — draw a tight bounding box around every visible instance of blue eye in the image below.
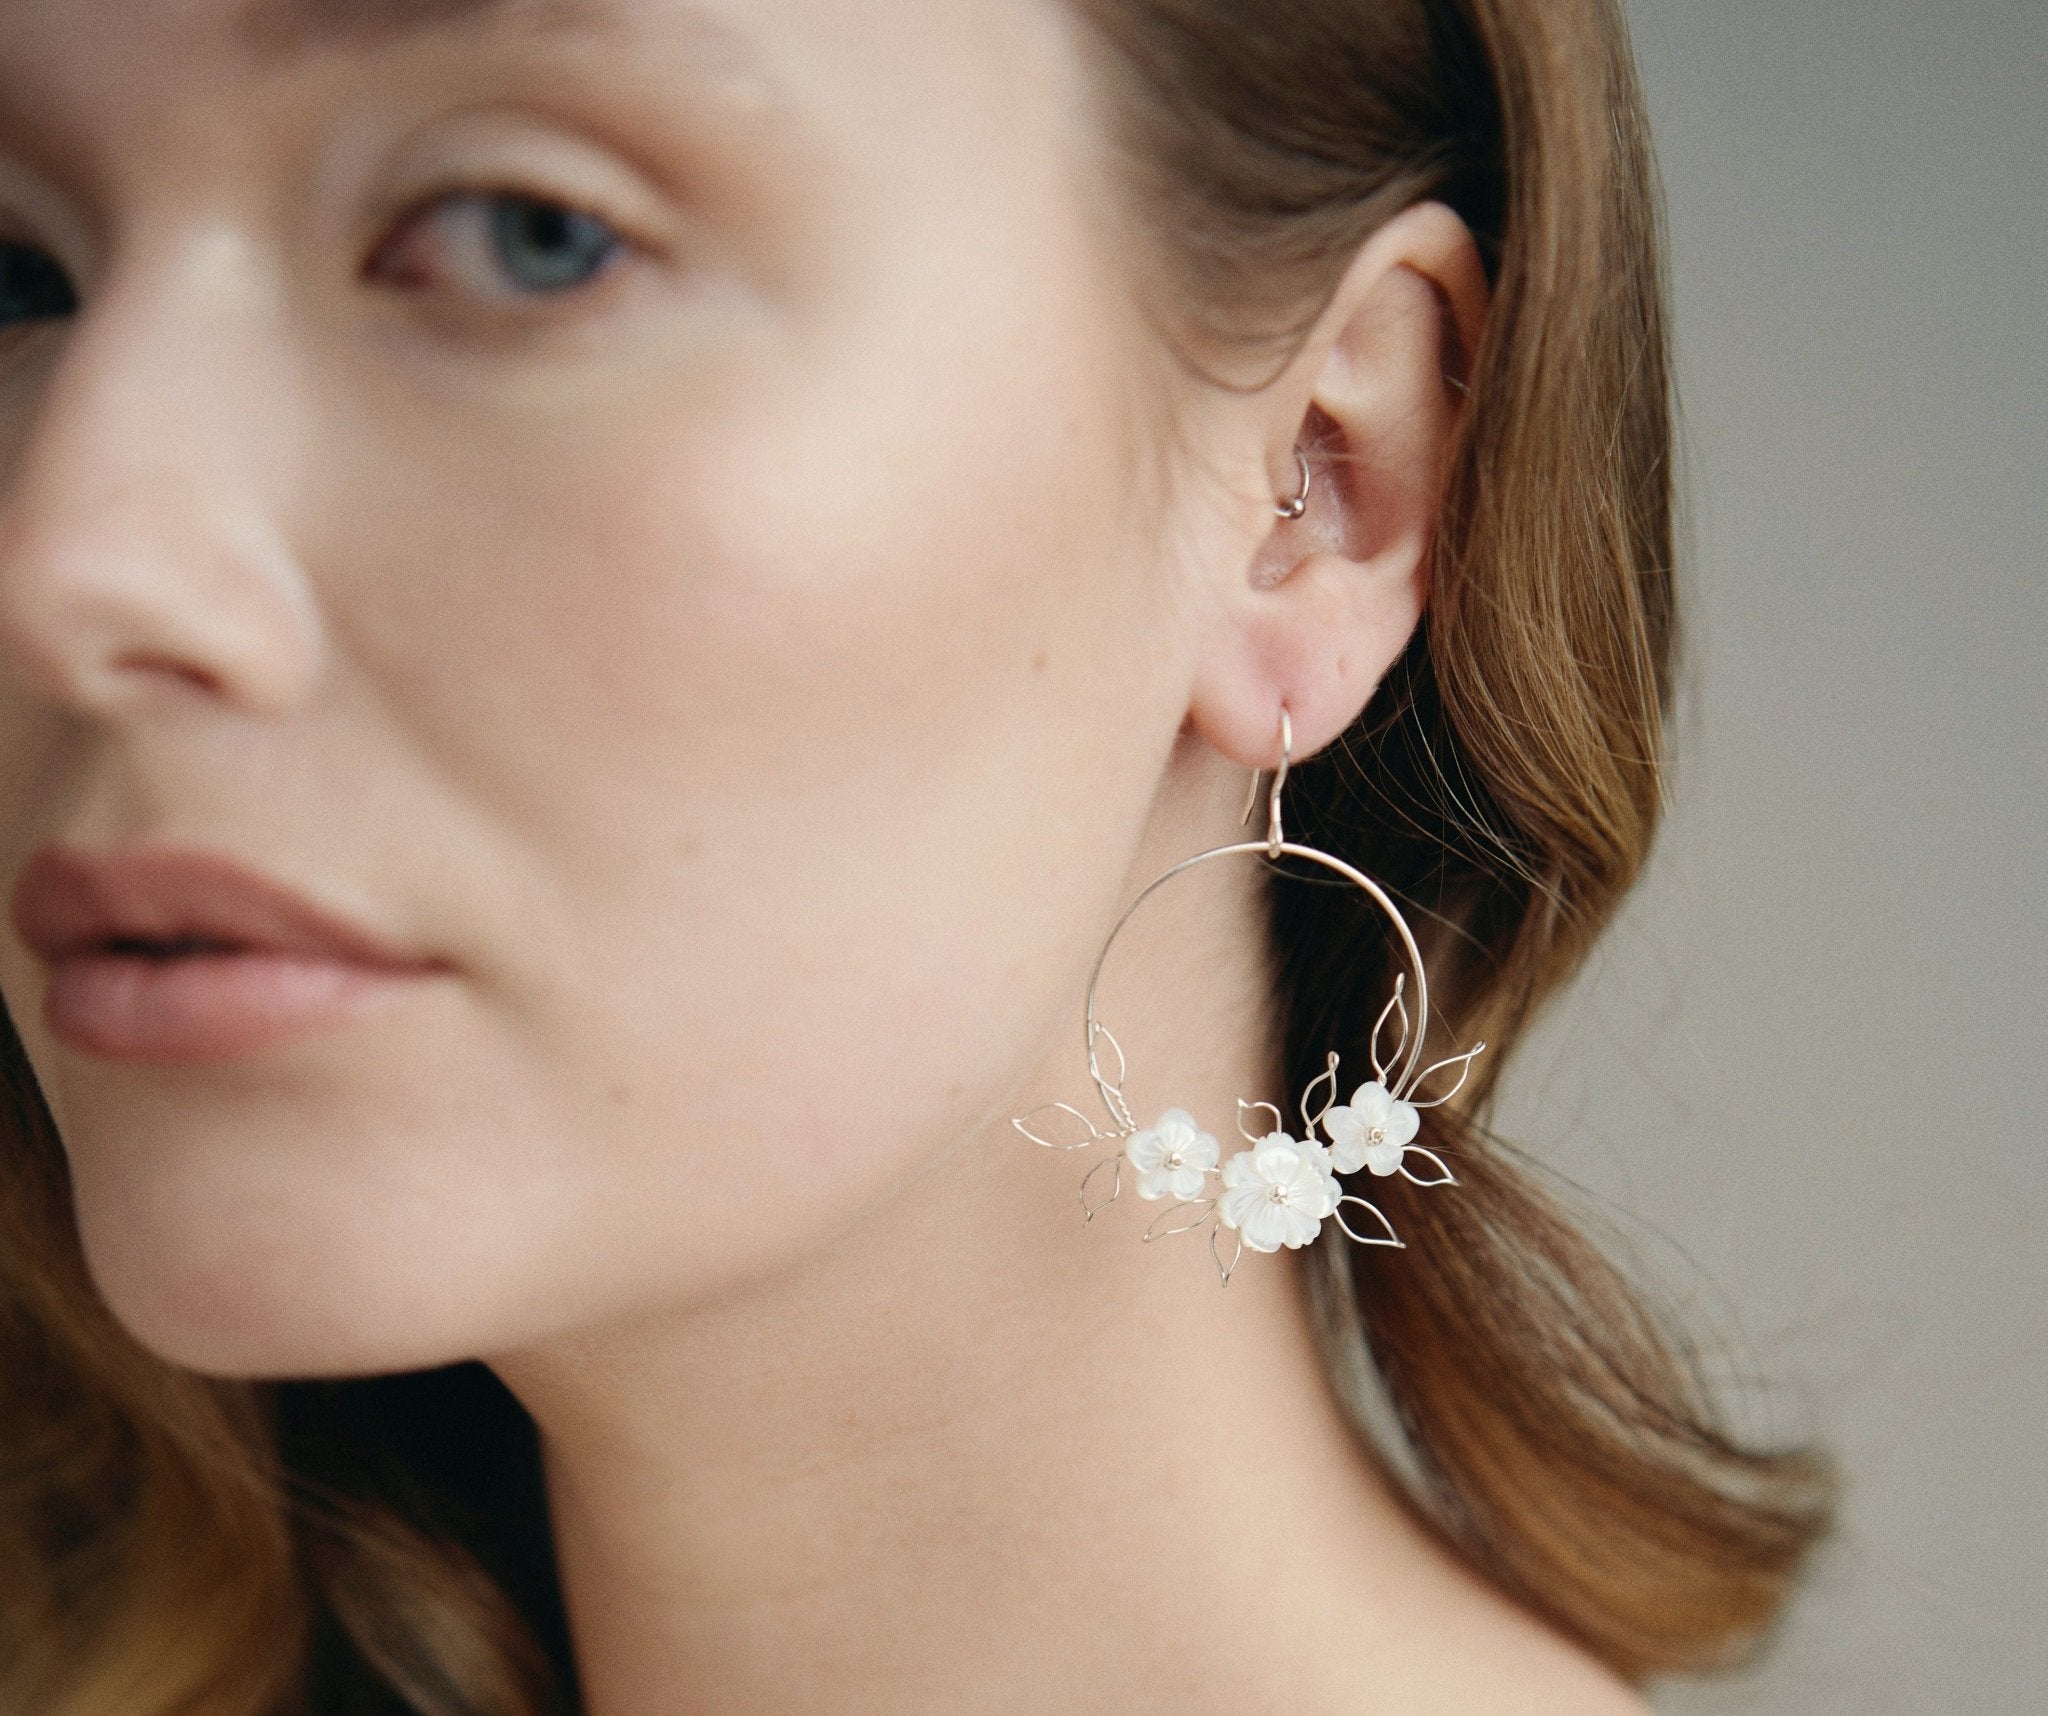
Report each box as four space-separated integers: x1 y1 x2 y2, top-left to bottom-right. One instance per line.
484 195 621 294
0 243 77 331
376 190 628 303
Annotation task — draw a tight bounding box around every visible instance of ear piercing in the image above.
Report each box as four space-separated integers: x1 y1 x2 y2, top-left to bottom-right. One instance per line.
1275 450 1312 520
1274 377 1471 519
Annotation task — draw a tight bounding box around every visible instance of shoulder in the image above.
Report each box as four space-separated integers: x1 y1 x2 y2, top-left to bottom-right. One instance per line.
1377 1627 1651 1716
1321 1629 1650 1716
1327 1539 1655 1716
1314 1592 1654 1716
1488 1648 1651 1716
1403 1591 1654 1716
1300 1463 1659 1715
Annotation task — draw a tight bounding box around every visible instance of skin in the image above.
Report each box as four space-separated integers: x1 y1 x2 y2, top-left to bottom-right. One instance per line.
0 2 1646 1711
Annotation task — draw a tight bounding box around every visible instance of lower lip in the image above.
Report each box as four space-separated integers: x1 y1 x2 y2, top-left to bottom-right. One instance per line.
43 951 435 1065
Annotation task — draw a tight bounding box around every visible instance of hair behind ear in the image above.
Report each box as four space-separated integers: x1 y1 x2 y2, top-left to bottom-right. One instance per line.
1075 0 1834 1679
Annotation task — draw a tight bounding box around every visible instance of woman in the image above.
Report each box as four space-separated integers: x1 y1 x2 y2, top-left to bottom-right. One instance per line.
0 1 1833 1711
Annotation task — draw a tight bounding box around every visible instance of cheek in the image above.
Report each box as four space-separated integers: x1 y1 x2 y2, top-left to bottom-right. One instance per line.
263 313 1191 1346
0 401 1154 1381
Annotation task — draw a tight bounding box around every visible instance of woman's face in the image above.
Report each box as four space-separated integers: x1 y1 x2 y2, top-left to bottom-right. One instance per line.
0 0 1247 1373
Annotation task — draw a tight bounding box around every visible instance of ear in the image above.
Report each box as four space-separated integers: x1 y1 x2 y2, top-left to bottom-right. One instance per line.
1186 201 1489 769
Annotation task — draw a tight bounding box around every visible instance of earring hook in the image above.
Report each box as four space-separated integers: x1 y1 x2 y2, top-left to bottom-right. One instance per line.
1238 707 1293 859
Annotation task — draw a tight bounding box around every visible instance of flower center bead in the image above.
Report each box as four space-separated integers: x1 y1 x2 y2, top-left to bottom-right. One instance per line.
1369 1126 1387 1145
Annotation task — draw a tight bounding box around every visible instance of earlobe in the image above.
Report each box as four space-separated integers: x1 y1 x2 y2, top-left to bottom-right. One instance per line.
1187 532 1418 771
1187 201 1490 772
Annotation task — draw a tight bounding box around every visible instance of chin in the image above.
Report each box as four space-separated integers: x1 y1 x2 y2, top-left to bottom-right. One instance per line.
65 1155 546 1382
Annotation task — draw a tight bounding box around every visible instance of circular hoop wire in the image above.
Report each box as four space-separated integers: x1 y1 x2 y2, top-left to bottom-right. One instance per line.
1083 708 1431 1119
1082 838 1431 1114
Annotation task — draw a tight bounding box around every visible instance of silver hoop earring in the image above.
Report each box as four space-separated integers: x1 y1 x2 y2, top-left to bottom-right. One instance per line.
1275 449 1312 520
1012 709 1485 1285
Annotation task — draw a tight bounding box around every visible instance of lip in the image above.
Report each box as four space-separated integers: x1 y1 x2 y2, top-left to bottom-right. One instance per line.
9 846 447 1066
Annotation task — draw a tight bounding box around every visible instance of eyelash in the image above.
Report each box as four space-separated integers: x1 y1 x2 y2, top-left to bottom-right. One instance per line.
0 183 636 347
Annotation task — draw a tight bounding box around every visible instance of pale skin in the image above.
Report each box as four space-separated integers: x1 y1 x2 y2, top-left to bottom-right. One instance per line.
0 2 1645 1712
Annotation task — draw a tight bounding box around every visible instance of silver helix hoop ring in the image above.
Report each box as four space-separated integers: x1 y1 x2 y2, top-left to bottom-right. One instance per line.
1012 708 1486 1286
1274 449 1312 520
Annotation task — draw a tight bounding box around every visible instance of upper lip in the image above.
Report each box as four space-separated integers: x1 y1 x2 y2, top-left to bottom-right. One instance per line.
9 846 440 971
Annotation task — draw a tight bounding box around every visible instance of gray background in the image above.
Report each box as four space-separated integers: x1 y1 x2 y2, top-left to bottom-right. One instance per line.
1491 2 2045 1710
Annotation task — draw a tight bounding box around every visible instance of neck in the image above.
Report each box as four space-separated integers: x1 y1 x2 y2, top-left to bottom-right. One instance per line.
488 755 1487 1716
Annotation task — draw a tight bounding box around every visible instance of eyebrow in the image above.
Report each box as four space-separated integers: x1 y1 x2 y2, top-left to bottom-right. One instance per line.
234 0 608 62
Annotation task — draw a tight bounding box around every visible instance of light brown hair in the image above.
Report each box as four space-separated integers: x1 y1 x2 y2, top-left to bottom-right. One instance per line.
0 1 1832 1709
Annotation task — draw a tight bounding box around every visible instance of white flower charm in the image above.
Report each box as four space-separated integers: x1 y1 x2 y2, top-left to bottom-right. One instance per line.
1217 1132 1342 1253
1322 1079 1460 1188
1011 968 1482 1282
1124 1108 1220 1202
1323 1081 1421 1177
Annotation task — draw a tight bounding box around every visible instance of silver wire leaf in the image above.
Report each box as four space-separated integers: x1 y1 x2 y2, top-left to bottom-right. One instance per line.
1210 1224 1244 1286
1013 1103 1104 1151
1370 975 1410 1084
1079 1153 1123 1221
1299 1051 1341 1138
1334 1196 1405 1248
1402 1042 1488 1109
1143 1199 1216 1243
1087 1022 1128 1093
1396 1146 1458 1188
1237 1098 1284 1144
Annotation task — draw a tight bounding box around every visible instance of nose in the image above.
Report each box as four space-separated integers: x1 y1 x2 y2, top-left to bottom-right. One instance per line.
0 234 326 721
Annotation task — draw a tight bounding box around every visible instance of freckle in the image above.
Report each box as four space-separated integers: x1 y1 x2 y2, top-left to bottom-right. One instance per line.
1032 651 1049 674
677 836 704 861
607 1082 634 1108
